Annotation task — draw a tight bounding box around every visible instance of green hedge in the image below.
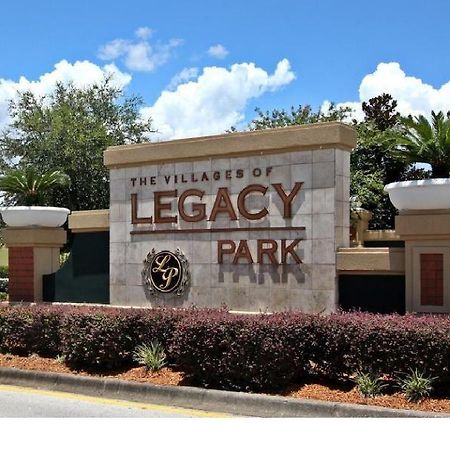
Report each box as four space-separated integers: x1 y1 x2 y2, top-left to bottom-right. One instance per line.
1 305 450 392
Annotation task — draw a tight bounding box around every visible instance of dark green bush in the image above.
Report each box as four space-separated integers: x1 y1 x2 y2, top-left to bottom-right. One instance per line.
0 266 8 278
0 278 8 293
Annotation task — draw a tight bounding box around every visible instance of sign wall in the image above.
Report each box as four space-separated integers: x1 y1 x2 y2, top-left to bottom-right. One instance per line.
105 123 355 312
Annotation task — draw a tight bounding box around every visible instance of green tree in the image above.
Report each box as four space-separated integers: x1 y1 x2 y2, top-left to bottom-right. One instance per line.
351 119 403 229
0 77 153 211
362 93 400 131
394 111 450 177
245 102 352 130
351 94 428 229
353 94 405 184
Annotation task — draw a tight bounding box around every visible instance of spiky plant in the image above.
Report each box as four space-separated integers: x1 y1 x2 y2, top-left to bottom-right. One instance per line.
133 341 167 372
394 111 450 177
0 167 70 206
354 372 387 398
398 369 436 403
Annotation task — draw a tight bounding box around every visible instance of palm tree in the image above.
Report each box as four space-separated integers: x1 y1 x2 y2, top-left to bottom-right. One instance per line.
0 167 71 206
394 111 450 178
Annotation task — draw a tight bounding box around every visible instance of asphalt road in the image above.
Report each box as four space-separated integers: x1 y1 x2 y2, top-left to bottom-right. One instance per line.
0 384 232 418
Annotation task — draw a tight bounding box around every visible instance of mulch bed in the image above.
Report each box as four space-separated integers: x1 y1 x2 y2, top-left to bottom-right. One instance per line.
1 353 449 414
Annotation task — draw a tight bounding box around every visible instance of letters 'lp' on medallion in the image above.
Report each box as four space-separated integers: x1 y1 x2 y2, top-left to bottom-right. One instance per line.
142 248 189 296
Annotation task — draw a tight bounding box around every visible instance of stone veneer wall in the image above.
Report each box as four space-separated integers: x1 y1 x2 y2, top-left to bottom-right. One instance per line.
106 124 354 313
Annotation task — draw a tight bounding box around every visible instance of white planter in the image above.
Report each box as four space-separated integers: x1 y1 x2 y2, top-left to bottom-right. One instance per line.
0 206 70 227
385 178 450 211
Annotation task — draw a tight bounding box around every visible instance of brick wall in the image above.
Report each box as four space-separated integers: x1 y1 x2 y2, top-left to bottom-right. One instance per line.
420 253 443 306
8 247 34 302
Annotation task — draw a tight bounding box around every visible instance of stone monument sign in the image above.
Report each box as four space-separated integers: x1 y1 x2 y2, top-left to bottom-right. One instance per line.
104 122 355 312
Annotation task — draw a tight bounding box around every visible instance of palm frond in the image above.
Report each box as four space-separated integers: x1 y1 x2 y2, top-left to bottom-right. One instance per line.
394 111 450 177
0 167 71 206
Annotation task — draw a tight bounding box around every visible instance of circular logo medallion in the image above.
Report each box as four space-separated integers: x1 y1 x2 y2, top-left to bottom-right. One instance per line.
142 248 190 296
149 250 182 293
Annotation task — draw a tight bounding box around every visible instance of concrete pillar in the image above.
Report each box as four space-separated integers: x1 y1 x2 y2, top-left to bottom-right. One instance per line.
396 210 450 313
1 227 66 302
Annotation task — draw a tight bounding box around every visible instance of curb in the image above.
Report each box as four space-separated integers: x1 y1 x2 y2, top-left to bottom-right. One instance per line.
0 367 447 418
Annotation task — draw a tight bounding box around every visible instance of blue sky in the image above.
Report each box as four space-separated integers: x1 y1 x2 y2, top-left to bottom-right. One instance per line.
1 0 450 140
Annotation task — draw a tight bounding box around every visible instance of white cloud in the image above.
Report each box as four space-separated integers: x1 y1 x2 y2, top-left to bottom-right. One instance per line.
98 28 183 72
123 42 156 71
0 59 131 131
97 39 128 60
142 58 295 141
359 62 450 117
265 58 295 91
135 26 153 40
325 62 450 121
320 99 364 123
207 44 229 59
167 67 199 90
126 40 182 72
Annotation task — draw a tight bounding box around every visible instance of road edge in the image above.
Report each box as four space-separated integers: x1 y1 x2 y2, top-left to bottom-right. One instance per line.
0 366 447 418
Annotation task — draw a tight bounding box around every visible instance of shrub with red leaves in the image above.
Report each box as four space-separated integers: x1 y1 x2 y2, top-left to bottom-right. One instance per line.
1 305 450 391
309 313 450 380
170 311 316 392
60 307 185 370
0 305 65 356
